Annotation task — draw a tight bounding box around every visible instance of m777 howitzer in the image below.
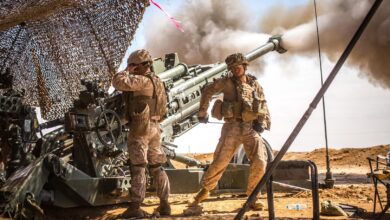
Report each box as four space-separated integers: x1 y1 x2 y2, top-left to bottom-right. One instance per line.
158 35 285 141
0 36 285 218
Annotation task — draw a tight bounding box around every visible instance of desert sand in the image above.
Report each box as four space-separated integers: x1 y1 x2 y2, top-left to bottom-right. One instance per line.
42 145 390 219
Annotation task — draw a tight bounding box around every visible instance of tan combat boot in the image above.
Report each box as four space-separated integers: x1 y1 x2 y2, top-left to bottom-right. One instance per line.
120 202 146 218
189 188 209 207
156 199 171 216
248 199 265 211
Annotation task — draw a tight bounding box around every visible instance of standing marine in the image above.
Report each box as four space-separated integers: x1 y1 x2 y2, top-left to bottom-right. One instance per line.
190 53 271 210
112 49 171 218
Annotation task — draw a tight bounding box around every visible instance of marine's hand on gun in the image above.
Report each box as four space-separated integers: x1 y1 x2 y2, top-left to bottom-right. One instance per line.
252 120 264 133
197 112 209 124
197 115 209 124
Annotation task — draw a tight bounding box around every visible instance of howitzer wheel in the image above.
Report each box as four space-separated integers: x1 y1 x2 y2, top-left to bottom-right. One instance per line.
96 109 122 148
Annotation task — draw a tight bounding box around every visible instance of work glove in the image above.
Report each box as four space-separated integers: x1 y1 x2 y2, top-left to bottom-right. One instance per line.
197 114 209 124
252 120 264 133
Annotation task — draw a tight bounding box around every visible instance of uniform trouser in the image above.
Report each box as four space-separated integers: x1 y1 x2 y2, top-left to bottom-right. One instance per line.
127 121 170 203
201 121 267 196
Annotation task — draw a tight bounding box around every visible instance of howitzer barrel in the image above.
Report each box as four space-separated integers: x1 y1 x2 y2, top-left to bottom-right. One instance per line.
168 36 285 97
161 102 199 128
246 36 285 62
159 63 188 80
168 63 226 97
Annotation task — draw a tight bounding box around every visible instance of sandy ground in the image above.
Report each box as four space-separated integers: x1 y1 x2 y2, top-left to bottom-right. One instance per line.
40 144 390 219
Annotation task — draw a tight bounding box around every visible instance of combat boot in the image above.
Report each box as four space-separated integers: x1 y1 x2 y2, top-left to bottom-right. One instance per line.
156 199 171 216
120 202 146 218
189 188 209 206
248 199 265 211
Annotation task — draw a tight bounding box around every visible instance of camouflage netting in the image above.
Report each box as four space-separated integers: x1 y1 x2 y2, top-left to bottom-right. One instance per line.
0 0 149 120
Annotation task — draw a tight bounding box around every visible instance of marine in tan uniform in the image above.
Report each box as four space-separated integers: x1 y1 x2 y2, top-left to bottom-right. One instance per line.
190 53 271 210
112 49 171 218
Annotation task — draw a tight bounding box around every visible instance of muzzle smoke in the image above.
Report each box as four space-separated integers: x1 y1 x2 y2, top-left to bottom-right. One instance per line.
270 0 390 88
144 0 269 71
144 0 389 87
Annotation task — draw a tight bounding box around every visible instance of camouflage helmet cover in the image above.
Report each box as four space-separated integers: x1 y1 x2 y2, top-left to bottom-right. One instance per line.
127 49 152 65
225 53 249 68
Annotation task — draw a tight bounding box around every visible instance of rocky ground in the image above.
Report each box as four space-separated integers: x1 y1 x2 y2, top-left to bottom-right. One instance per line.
40 144 390 219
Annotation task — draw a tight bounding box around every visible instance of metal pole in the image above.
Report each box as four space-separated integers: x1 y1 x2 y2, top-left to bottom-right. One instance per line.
235 0 383 219
313 0 334 189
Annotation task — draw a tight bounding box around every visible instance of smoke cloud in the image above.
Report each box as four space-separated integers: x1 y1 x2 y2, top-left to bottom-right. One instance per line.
263 0 390 88
144 0 390 87
144 0 269 71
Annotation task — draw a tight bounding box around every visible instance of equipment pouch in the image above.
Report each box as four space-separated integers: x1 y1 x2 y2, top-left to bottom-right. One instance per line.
242 110 258 122
221 102 234 119
211 99 223 120
252 99 260 114
129 103 150 136
242 95 259 122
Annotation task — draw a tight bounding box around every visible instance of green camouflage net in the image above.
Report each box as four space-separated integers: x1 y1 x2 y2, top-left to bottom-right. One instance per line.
0 0 149 120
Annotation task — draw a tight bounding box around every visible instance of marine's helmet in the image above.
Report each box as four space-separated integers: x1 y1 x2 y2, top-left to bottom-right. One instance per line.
225 53 249 68
127 49 152 65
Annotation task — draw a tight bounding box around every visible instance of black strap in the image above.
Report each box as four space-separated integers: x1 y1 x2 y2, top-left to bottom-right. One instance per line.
230 77 240 102
144 73 158 116
148 163 162 169
144 73 157 98
132 163 147 167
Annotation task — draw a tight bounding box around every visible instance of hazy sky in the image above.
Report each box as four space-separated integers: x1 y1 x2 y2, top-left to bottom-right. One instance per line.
124 0 390 153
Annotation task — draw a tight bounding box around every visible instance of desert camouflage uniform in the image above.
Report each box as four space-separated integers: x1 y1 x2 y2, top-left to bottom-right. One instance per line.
112 70 170 203
198 74 270 196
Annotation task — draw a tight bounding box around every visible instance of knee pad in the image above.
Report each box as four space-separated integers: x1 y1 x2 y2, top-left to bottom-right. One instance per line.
148 163 162 169
148 164 164 175
130 163 146 175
